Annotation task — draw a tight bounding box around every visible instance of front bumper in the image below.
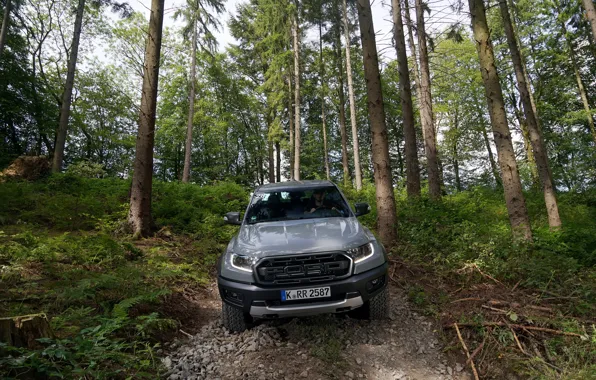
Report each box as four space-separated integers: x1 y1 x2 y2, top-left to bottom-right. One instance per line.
217 262 388 318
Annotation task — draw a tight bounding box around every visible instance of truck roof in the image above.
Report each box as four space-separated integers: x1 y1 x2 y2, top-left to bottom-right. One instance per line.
256 180 336 192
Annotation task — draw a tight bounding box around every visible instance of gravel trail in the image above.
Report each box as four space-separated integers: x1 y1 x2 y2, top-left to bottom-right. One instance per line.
162 285 471 380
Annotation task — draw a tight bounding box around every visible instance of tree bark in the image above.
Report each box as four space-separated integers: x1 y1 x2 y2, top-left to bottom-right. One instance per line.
319 21 330 180
392 0 421 197
557 9 596 144
480 116 501 188
128 0 164 238
343 0 363 190
268 139 274 183
335 21 351 187
287 76 294 180
582 0 596 47
468 0 532 241
415 0 441 200
292 11 301 181
275 141 281 182
452 107 461 192
500 1 561 228
403 0 423 115
356 0 398 248
182 21 197 183
0 0 12 57
52 0 86 172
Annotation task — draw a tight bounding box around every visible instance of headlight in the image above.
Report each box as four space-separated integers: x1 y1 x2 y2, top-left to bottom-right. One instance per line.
347 242 374 263
230 254 255 272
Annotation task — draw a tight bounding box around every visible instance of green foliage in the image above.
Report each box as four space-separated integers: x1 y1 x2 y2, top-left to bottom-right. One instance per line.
65 161 107 179
0 178 249 378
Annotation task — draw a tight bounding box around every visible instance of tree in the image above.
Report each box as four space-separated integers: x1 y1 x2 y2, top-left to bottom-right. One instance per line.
555 3 596 145
318 18 330 180
0 0 12 57
333 6 350 187
342 0 363 190
468 0 532 240
292 2 301 181
52 0 85 173
52 0 131 172
391 0 421 197
175 0 224 183
356 0 398 247
415 0 441 200
128 0 164 237
500 0 561 228
581 0 596 45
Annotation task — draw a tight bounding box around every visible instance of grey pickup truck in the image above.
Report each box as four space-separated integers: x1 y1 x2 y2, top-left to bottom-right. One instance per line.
217 180 389 332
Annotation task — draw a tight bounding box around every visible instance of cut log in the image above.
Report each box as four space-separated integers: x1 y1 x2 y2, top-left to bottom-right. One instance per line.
0 313 54 348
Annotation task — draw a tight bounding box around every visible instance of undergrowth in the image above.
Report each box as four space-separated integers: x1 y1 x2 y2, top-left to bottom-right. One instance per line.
0 175 247 378
1 176 594 378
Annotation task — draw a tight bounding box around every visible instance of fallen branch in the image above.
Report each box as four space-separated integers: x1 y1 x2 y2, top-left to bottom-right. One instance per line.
450 297 482 303
454 323 480 380
510 327 526 355
179 329 193 338
465 338 485 366
472 264 505 287
447 322 583 338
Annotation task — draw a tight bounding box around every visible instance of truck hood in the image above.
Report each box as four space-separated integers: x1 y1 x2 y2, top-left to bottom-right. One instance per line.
232 217 370 258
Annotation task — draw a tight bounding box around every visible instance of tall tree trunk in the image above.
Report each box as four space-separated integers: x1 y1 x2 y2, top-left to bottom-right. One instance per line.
0 0 12 57
343 0 363 190
128 0 164 238
356 0 398 248
182 22 197 183
335 22 350 187
392 0 421 197
415 0 441 200
500 1 561 228
480 115 501 187
403 0 423 112
292 12 301 181
557 9 596 144
275 141 281 182
319 21 330 180
268 139 274 183
287 76 294 180
508 81 539 186
52 0 85 172
582 0 596 46
468 0 532 241
452 108 461 192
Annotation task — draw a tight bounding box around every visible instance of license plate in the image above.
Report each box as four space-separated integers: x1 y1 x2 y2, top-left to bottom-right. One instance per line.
281 287 330 301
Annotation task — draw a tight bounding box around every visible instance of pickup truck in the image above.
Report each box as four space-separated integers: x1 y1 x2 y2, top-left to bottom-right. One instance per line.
217 180 389 332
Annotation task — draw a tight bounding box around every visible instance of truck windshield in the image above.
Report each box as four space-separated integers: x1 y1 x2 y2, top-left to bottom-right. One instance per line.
244 186 352 225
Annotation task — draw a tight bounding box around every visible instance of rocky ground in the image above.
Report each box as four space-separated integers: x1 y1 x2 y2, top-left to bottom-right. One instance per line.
161 284 473 380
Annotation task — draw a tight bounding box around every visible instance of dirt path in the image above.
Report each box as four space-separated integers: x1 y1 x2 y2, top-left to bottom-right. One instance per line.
162 284 472 380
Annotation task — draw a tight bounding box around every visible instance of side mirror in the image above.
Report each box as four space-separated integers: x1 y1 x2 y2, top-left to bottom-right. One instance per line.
224 212 242 225
354 203 371 217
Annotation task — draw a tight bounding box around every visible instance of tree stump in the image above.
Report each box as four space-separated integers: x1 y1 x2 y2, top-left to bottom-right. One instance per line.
0 313 54 349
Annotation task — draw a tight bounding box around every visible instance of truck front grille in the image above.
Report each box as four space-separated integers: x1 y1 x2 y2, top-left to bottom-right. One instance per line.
255 252 352 285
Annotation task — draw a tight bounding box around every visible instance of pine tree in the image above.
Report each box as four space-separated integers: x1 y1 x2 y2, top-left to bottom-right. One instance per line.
415 0 441 199
468 0 532 240
356 0 398 247
391 0 421 197
128 0 164 237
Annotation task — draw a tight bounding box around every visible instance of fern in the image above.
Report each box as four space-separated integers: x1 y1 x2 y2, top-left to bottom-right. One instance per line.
112 289 170 318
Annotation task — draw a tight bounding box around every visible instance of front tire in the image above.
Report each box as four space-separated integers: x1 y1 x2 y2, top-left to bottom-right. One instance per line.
222 302 251 332
366 287 390 320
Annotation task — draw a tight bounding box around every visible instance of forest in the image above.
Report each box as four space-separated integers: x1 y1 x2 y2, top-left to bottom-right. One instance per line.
0 0 595 378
